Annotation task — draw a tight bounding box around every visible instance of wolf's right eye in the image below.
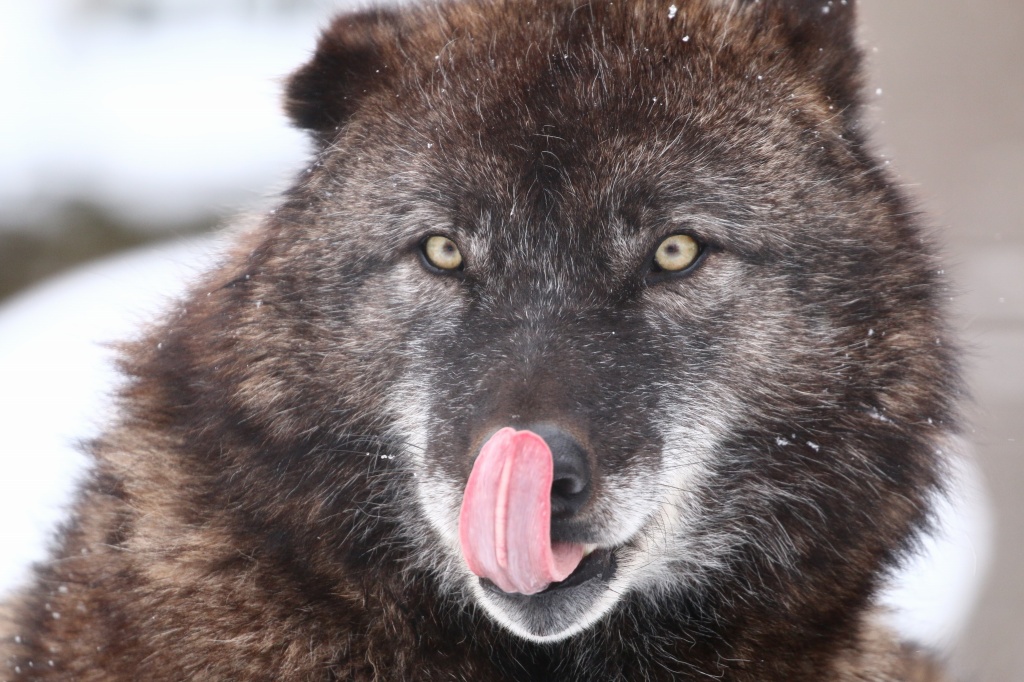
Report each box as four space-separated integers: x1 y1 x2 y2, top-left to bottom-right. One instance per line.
421 235 464 272
650 233 703 276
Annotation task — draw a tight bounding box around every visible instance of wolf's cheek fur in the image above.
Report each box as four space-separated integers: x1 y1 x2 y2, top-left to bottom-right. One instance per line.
627 260 762 592
625 254 854 597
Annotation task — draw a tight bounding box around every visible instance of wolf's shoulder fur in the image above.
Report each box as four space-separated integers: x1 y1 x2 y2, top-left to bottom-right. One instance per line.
3 0 959 680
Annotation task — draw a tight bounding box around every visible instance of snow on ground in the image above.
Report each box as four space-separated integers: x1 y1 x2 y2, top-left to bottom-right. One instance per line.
0 237 224 594
0 239 992 652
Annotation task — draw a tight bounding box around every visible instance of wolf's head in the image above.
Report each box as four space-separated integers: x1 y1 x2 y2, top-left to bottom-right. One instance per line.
153 0 957 645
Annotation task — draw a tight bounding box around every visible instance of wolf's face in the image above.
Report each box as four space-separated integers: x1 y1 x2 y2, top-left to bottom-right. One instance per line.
234 0 955 643
377 150 743 639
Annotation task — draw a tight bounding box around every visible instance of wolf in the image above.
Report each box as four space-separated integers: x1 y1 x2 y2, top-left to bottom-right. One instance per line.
1 0 959 679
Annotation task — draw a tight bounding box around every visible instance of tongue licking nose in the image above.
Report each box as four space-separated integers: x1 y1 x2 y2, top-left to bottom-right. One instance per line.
458 428 585 595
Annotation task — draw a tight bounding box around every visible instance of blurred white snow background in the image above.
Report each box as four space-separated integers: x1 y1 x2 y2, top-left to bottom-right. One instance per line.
0 0 327 227
0 0 349 611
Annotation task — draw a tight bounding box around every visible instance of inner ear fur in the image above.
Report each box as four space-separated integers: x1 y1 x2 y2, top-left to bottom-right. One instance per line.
284 8 405 137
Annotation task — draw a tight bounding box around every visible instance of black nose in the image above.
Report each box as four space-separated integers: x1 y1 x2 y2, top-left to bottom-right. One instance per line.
529 424 591 519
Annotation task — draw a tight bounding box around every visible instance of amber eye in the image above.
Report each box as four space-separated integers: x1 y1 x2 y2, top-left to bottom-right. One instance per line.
653 234 701 273
422 235 464 271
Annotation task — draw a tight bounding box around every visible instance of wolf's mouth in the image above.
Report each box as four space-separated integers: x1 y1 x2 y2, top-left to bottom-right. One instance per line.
472 545 621 640
460 427 629 639
480 547 617 596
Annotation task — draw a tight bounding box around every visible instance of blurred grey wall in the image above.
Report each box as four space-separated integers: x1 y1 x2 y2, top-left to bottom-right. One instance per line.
861 2 1024 680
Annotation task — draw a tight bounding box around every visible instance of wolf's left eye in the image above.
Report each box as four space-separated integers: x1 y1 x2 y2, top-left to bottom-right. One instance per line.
421 235 464 272
652 234 701 273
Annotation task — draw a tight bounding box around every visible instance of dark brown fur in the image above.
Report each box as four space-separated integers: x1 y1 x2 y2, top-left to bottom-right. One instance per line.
3 0 958 679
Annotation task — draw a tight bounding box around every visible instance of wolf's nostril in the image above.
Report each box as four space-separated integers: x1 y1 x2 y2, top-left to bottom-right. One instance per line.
528 424 591 519
552 473 585 498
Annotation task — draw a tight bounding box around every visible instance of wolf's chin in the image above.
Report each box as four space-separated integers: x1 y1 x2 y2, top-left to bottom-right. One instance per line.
471 578 620 642
468 548 623 641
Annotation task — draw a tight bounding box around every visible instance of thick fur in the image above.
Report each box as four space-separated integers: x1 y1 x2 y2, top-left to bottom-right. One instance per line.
2 0 959 679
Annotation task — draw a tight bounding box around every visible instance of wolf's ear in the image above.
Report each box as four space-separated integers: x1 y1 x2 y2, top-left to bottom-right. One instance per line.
752 0 862 108
284 9 404 137
771 0 858 57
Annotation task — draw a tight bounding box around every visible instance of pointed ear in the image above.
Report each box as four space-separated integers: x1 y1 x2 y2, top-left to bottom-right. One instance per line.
757 0 862 108
284 9 404 137
787 0 861 104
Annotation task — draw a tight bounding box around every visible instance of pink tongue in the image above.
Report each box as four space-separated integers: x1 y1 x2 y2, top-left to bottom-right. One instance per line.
459 428 585 595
